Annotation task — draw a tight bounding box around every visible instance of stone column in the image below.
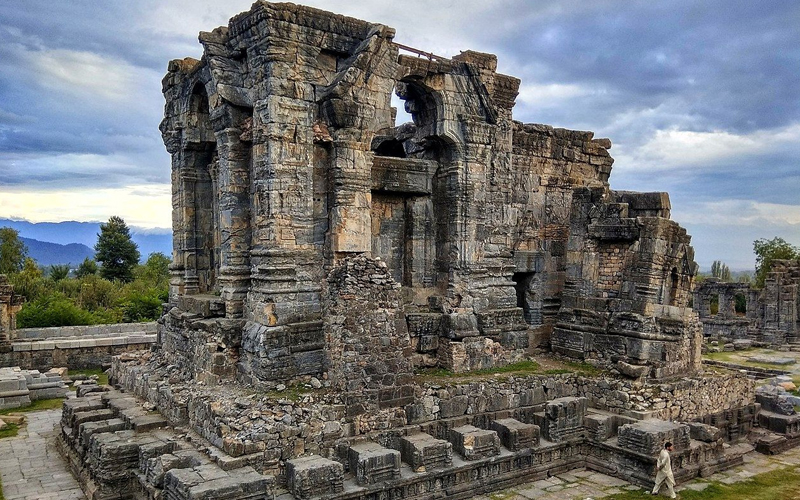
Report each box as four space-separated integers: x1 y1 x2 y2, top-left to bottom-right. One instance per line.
168 150 187 300
178 163 200 295
328 132 373 257
215 128 251 318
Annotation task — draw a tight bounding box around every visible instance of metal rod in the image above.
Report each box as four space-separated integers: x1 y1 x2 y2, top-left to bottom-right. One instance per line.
392 42 448 61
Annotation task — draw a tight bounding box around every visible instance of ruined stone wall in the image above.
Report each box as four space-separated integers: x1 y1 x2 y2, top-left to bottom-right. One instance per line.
693 280 751 341
1 322 156 370
551 187 702 378
324 255 416 414
111 351 753 465
0 275 22 341
757 259 800 343
694 261 800 346
499 125 613 345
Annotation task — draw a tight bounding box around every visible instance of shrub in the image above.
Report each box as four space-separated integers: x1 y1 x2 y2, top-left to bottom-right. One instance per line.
17 293 100 328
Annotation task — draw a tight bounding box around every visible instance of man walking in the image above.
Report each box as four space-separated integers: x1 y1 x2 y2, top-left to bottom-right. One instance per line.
652 441 676 498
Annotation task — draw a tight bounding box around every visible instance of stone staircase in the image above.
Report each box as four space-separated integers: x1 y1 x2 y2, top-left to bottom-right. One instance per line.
57 391 274 500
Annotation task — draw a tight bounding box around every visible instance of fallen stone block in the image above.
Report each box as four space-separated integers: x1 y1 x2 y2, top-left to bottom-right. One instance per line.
756 386 796 416
688 422 722 442
757 411 800 436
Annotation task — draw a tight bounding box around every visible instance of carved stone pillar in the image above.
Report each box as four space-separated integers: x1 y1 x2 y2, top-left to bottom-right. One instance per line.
215 127 251 317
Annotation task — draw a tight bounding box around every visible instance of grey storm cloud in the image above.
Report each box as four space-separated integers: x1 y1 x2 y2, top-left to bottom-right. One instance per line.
0 0 798 269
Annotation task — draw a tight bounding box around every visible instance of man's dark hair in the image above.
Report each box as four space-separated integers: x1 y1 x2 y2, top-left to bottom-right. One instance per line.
665 442 672 449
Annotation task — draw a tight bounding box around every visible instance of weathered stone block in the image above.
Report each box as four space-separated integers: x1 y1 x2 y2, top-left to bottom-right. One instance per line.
535 397 587 443
490 418 540 450
398 433 452 472
348 442 401 485
286 456 344 500
449 425 500 460
618 420 690 455
688 422 722 442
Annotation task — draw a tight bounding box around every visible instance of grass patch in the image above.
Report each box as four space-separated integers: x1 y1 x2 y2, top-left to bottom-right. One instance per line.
0 422 20 440
488 491 517 500
69 368 109 386
416 360 541 380
606 465 800 500
416 359 604 382
265 384 312 402
544 360 602 376
0 398 64 416
703 350 794 371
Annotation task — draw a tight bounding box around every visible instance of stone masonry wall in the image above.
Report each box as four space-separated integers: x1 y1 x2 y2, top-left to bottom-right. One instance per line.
1 322 157 371
324 255 415 414
111 350 753 465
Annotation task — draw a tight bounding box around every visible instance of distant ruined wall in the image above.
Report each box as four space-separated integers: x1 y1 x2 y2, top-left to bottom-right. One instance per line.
694 260 800 346
0 275 23 341
1 322 157 370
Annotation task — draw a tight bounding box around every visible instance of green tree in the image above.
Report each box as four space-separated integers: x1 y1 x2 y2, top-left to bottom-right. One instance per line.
8 258 45 301
95 216 140 283
48 264 70 281
0 227 28 275
75 257 99 278
753 237 800 288
710 260 731 281
137 252 170 287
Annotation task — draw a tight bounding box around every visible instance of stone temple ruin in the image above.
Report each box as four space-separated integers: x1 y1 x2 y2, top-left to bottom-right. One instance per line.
695 259 800 347
55 2 799 499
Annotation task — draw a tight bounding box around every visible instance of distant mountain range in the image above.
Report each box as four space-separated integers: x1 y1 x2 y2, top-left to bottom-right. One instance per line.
19 237 94 267
1 218 172 266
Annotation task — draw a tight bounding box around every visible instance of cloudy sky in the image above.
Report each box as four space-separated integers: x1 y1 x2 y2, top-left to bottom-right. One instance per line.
1 0 798 270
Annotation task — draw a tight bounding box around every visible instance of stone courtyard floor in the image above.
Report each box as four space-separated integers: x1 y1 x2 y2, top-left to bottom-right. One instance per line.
0 409 84 500
0 409 798 500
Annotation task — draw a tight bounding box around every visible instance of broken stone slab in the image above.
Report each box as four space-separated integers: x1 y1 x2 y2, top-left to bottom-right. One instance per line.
398 432 452 472
733 339 753 350
583 412 635 442
618 420 691 455
756 386 796 416
749 355 795 365
757 411 800 436
688 422 722 443
145 450 206 489
285 456 344 500
347 442 401 485
449 425 500 460
490 418 540 451
77 383 108 397
616 361 651 379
